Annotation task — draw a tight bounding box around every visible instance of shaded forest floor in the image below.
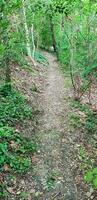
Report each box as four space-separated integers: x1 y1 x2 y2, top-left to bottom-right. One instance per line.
1 52 96 200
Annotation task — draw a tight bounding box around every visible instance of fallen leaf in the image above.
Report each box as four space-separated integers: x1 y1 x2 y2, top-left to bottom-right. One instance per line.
75 175 82 185
7 187 16 194
29 189 35 194
10 140 19 149
31 155 39 163
0 173 4 183
3 164 10 172
16 190 21 195
86 192 91 198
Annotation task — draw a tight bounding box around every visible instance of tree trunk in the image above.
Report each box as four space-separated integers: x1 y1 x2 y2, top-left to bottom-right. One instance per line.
87 9 92 104
22 0 32 57
1 4 11 92
70 47 76 93
31 23 35 59
5 56 11 91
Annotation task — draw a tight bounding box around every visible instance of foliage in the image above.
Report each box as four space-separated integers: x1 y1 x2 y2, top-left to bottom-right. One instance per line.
71 100 89 113
1 0 97 196
0 183 8 199
84 168 97 189
0 125 36 198
72 100 97 190
35 51 49 66
85 112 97 135
0 87 32 126
0 126 36 173
46 177 55 190
70 113 81 128
0 88 36 198
1 0 97 94
82 64 97 78
72 100 97 135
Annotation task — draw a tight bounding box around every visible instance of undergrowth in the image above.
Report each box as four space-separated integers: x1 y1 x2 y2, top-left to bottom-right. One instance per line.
0 87 36 198
0 126 36 173
0 86 32 126
71 100 97 189
35 51 49 66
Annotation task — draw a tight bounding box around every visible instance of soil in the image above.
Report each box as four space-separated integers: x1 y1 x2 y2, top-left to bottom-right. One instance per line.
31 52 86 200
5 52 90 200
32 53 77 200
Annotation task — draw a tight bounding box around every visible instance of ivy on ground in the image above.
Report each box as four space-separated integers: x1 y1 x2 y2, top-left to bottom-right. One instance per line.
0 88 36 198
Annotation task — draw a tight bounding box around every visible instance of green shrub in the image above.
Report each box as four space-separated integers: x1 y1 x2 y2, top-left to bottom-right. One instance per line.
35 51 49 66
0 126 36 173
0 89 36 198
84 168 97 188
0 183 8 198
70 113 81 128
0 88 32 126
85 112 97 134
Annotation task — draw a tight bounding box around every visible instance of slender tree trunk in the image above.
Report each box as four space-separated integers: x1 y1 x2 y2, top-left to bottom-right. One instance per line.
5 56 11 91
70 47 76 92
68 23 77 96
36 33 39 49
1 4 11 92
22 0 32 57
22 0 36 66
87 7 92 104
31 23 35 59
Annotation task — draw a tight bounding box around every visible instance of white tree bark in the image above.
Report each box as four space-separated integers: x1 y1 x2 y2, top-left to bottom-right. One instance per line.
31 23 35 59
27 2 35 59
22 0 32 57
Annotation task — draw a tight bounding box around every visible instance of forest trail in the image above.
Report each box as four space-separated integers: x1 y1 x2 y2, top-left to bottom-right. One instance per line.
34 52 78 200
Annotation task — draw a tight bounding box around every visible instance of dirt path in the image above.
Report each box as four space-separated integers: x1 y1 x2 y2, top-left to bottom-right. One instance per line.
33 52 78 200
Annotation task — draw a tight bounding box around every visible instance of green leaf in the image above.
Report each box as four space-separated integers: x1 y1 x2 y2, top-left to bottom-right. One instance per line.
84 171 93 183
93 178 97 188
93 168 97 175
82 63 97 77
